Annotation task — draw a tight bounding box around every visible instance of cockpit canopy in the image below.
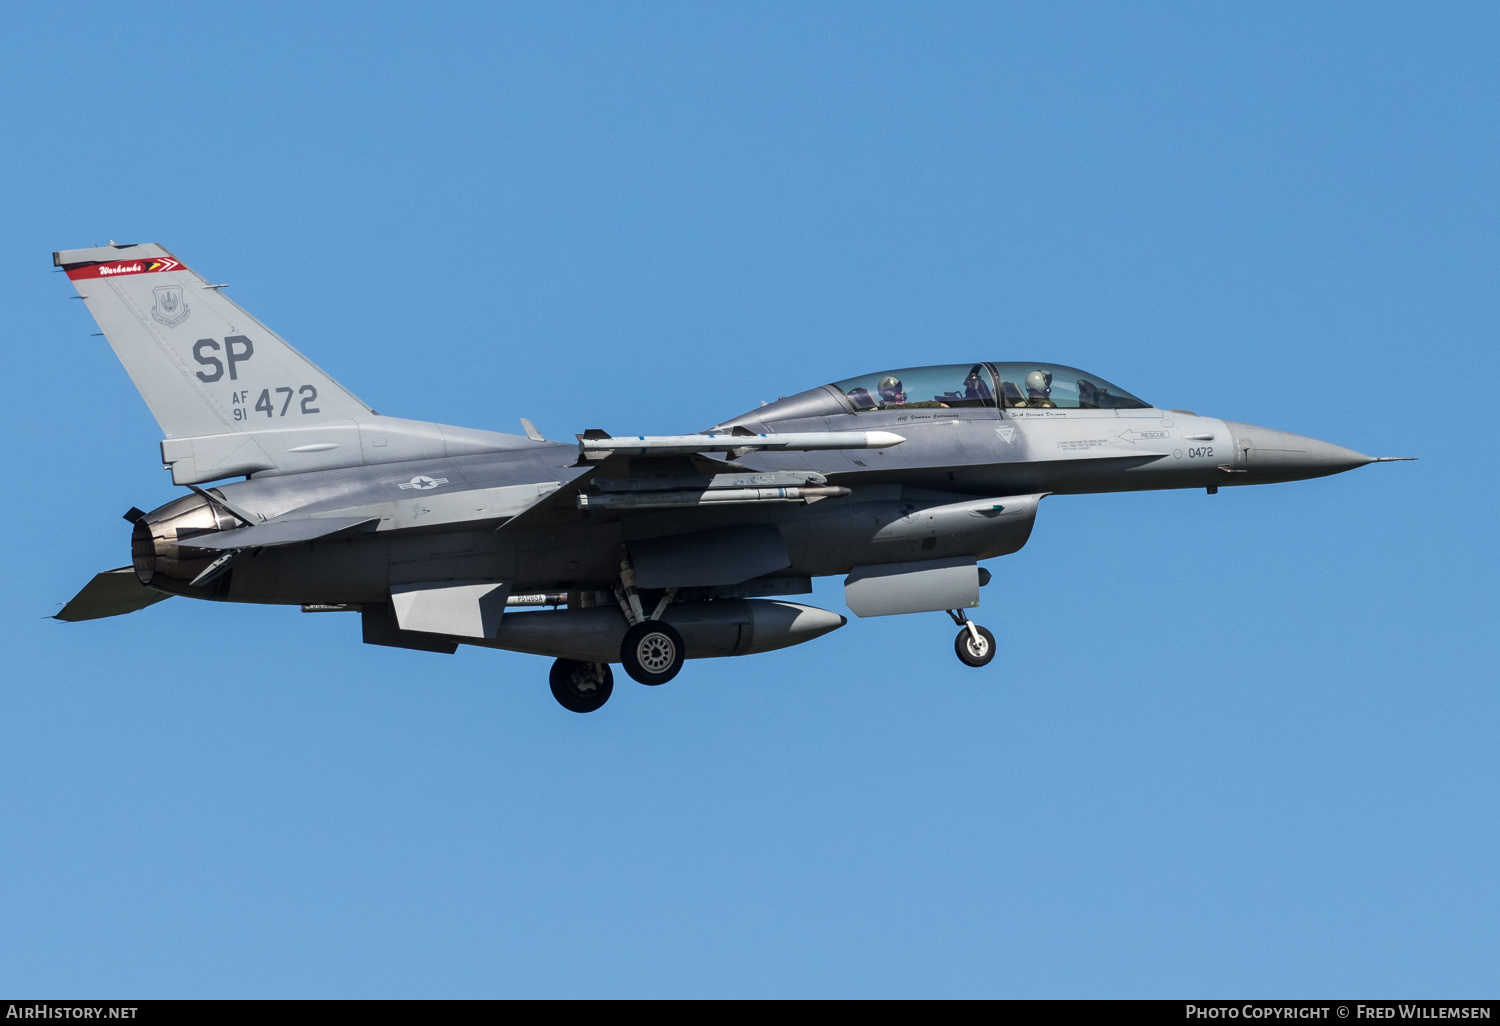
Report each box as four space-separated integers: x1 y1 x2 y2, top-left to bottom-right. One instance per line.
837 363 998 411
833 363 1150 411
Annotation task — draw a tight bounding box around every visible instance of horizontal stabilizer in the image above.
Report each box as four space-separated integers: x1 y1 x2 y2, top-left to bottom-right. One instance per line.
189 515 380 550
55 568 170 621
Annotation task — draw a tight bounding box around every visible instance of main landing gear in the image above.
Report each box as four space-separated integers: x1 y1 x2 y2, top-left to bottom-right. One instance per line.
549 659 614 714
621 620 685 686
615 545 685 686
947 609 996 668
547 546 688 712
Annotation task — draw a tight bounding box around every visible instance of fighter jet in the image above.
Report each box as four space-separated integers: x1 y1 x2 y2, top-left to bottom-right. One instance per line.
53 243 1410 712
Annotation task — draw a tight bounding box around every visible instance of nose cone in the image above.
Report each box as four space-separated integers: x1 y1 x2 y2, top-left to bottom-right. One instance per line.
1222 421 1375 483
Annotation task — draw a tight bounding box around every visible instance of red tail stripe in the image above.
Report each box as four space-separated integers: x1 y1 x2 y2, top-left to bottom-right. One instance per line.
66 257 183 281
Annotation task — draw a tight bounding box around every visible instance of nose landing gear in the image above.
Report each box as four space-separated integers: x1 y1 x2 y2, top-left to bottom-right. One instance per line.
947 609 996 668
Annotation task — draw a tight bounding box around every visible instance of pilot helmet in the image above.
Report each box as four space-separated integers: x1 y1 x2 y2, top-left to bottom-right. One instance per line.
877 375 905 403
1025 369 1052 396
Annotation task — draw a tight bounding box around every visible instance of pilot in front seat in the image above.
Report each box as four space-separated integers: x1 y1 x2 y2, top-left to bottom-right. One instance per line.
1025 369 1056 407
877 375 907 407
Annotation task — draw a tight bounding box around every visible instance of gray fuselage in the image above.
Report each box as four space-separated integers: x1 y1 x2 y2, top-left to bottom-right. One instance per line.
134 379 1371 611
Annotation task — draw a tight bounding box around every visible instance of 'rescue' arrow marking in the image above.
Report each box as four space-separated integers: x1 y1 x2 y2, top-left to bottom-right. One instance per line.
1118 428 1172 444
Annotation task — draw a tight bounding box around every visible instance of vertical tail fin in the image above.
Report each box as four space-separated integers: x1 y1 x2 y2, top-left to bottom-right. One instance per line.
57 243 526 485
56 243 373 439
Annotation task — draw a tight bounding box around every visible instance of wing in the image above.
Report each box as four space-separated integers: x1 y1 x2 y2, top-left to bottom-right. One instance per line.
497 428 903 532
498 452 729 532
55 568 171 621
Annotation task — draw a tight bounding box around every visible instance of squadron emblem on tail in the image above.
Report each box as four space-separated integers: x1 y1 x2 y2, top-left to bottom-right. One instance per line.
150 284 189 328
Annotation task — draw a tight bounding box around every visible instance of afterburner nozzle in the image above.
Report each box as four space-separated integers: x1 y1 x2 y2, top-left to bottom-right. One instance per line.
130 493 242 598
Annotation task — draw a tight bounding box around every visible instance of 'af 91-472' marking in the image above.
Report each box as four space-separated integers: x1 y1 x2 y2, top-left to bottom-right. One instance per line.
230 386 320 421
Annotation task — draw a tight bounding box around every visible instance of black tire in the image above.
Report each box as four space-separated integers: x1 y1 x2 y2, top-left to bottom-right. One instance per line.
954 624 997 668
549 659 614 713
620 620 685 686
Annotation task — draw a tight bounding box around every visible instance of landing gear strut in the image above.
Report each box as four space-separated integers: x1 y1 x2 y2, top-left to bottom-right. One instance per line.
614 545 686 685
550 659 614 713
947 609 996 668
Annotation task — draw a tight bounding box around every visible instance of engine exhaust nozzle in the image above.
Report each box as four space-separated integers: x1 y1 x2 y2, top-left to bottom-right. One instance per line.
130 492 243 598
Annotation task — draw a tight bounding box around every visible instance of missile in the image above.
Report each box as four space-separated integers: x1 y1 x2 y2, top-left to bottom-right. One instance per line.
577 485 850 510
576 429 905 458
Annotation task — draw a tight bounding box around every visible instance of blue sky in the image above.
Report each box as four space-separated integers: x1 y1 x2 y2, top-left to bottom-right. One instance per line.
1 2 1495 997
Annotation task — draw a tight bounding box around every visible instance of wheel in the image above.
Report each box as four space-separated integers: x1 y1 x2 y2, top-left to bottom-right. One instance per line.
954 624 996 668
549 659 614 713
620 620 685 685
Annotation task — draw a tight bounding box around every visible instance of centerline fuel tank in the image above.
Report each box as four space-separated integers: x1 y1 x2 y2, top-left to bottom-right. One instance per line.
363 599 846 663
